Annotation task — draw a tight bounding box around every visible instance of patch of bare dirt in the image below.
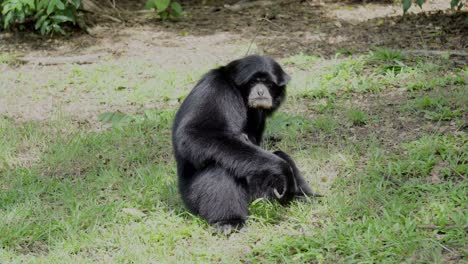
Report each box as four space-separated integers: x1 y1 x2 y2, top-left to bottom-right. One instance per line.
329 0 450 22
0 28 247 122
1 0 465 56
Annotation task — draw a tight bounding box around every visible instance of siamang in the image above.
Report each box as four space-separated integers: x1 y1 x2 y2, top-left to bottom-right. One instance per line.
172 55 315 233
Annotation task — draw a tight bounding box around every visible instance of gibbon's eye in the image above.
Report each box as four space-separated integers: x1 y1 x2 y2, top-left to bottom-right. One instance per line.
263 80 275 89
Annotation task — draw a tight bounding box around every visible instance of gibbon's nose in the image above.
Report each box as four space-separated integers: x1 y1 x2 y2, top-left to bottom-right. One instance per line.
258 88 264 96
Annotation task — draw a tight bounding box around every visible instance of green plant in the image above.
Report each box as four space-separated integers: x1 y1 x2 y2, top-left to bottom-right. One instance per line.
266 113 312 137
423 107 461 121
145 0 182 20
1 0 81 35
406 75 465 91
370 48 406 62
1 0 35 29
403 0 464 13
415 96 443 110
249 198 284 225
407 95 463 121
368 49 415 81
347 109 368 126
313 116 338 133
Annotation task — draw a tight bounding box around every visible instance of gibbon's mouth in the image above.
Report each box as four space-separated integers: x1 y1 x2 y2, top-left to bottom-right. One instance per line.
249 97 273 109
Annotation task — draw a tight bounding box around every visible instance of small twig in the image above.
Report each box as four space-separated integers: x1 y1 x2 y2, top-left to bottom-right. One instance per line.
81 0 122 23
382 174 401 186
417 30 427 50
245 16 266 56
100 14 122 23
107 0 123 19
403 49 468 57
429 239 454 253
448 165 467 181
418 225 468 230
127 10 155 14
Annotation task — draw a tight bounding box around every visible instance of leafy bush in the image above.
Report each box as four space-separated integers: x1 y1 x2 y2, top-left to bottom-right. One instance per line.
1 0 80 35
403 0 464 13
145 0 182 20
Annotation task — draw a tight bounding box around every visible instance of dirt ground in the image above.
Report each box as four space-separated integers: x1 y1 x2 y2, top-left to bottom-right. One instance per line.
0 0 466 120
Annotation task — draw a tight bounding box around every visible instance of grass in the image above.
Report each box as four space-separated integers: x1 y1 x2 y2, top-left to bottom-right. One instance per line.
0 49 467 263
346 108 368 126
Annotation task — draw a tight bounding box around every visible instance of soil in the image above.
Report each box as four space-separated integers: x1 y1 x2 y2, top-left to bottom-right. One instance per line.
1 0 466 56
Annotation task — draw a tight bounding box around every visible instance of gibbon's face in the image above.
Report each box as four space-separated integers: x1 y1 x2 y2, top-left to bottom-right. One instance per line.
247 75 286 110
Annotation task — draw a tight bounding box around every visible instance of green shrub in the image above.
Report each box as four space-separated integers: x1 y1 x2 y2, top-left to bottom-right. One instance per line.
145 0 182 20
1 0 80 35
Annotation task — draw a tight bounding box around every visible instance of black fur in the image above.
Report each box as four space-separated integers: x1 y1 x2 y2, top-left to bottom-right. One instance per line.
172 55 314 230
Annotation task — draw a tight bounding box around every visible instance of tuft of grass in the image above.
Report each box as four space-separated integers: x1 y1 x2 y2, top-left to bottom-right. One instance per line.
282 53 319 70
406 75 465 91
310 97 337 114
313 116 338 133
405 86 466 122
414 96 445 110
335 48 353 56
423 107 462 121
370 48 406 62
265 113 312 137
248 199 285 225
368 48 409 77
346 108 368 126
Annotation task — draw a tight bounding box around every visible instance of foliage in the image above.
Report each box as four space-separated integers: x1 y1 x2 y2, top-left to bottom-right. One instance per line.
402 0 464 13
145 0 182 20
0 0 80 35
346 108 368 126
370 48 406 62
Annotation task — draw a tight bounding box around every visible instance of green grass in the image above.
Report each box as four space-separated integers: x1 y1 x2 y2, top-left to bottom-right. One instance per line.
0 50 467 263
346 108 368 126
369 48 407 62
404 84 467 122
0 52 23 65
406 74 465 91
